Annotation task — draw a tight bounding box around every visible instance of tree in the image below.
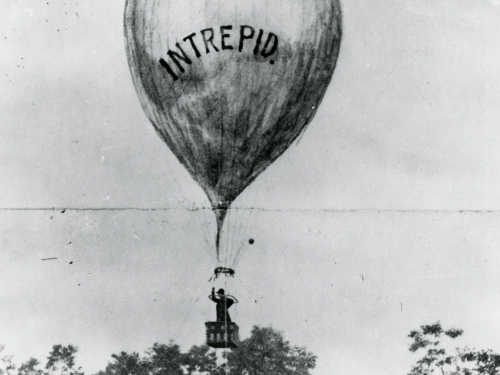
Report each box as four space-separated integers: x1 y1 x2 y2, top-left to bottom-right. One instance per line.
18 358 44 375
95 343 216 375
408 322 500 375
95 326 316 375
0 326 316 375
0 346 16 375
458 350 500 375
226 326 316 375
183 345 219 375
46 345 83 375
95 352 150 375
145 342 185 375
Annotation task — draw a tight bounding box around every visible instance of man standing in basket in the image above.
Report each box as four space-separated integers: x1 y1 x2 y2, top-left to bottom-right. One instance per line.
210 288 237 322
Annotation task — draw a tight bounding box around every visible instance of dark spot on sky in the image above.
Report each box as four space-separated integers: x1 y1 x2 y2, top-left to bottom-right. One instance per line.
249 239 254 244
70 262 73 264
61 210 66 213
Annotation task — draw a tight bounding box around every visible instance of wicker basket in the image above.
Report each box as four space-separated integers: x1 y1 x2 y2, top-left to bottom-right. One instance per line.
205 322 240 349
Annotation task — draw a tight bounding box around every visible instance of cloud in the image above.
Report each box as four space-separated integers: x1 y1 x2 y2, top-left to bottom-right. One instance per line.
488 0 500 5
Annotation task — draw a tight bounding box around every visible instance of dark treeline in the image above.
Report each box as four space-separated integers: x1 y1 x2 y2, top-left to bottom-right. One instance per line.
0 326 316 375
3 323 499 374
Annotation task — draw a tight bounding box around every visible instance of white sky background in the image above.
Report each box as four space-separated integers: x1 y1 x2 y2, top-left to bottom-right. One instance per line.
1 0 500 374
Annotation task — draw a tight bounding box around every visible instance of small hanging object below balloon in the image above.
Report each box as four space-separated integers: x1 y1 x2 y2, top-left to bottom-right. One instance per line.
214 267 235 278
208 267 235 282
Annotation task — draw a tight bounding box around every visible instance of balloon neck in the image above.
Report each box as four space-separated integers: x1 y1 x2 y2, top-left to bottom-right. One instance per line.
213 204 229 260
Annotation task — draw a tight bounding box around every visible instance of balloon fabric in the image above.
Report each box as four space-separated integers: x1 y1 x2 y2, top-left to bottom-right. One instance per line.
125 0 342 259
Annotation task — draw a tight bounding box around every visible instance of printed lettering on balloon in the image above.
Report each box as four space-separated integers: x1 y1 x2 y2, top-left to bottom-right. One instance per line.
159 25 279 81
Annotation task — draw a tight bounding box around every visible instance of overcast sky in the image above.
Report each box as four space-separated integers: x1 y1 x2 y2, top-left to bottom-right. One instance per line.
2 0 500 374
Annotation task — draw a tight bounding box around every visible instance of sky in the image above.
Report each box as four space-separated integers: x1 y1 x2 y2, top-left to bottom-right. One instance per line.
1 0 500 374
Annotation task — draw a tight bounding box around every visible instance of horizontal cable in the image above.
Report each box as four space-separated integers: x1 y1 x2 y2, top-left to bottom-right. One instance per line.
0 207 497 213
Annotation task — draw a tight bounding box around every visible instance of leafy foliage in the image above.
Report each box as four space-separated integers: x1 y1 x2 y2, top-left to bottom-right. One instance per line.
183 345 219 375
0 346 16 375
408 322 500 375
94 352 149 375
458 349 500 375
1 326 315 375
46 345 84 375
227 326 316 375
0 344 83 375
97 326 315 375
17 358 44 375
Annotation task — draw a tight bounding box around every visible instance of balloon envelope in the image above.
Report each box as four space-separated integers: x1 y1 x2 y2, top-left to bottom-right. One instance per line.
125 0 342 252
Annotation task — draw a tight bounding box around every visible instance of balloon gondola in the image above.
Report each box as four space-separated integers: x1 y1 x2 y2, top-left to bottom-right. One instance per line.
207 287 238 348
124 0 342 348
205 322 240 349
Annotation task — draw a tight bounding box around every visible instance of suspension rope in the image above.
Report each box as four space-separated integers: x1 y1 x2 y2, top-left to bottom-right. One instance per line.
170 171 215 261
224 277 228 351
234 166 276 268
229 185 264 267
221 208 230 268
193 207 216 261
232 207 260 267
222 207 233 268
228 205 242 268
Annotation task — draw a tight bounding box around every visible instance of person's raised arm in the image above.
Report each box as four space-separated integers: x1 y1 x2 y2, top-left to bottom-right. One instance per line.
210 287 218 302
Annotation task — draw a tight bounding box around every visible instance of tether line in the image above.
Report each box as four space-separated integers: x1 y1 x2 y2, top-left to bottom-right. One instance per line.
0 208 497 213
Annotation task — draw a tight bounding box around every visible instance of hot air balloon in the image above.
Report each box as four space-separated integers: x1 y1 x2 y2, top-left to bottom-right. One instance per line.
124 0 342 348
